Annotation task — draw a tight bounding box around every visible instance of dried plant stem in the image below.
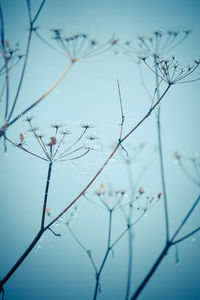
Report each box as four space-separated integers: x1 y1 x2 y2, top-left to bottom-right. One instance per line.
125 162 135 300
0 230 43 293
0 83 171 294
130 194 200 300
7 27 32 122
41 161 53 229
125 228 133 300
0 60 74 137
7 0 46 123
66 224 97 273
46 84 171 231
93 209 113 300
0 161 53 293
154 56 169 243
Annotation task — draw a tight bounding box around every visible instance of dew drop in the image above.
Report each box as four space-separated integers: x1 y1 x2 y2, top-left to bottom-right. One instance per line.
192 237 196 242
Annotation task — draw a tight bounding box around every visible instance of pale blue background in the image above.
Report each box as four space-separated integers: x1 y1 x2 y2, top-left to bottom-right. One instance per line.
0 0 200 299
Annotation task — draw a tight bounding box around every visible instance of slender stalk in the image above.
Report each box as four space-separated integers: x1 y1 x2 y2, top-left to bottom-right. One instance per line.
125 161 135 300
0 80 171 294
125 228 133 300
0 60 75 138
0 161 54 291
130 195 200 300
7 0 46 122
154 55 169 243
172 226 200 245
46 84 171 230
131 243 170 300
121 84 171 143
7 27 33 122
93 210 113 300
0 230 43 290
67 224 97 273
41 161 53 229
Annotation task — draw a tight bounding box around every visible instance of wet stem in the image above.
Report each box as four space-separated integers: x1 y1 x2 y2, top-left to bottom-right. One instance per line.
0 161 53 292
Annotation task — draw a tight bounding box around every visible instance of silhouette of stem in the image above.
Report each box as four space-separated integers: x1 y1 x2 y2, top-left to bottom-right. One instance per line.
0 60 74 137
7 0 46 122
0 161 54 291
41 161 53 229
0 82 171 293
130 194 200 300
154 55 169 244
93 209 113 300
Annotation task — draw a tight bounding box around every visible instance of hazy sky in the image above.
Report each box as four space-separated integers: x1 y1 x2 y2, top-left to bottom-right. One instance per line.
0 0 200 299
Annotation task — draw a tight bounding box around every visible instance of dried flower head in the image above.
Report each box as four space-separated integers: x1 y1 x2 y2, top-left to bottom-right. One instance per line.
80 123 95 129
121 29 192 58
49 31 118 61
144 56 200 85
5 119 93 163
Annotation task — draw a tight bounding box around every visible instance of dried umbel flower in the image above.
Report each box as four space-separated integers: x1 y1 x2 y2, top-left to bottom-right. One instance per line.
93 184 127 210
49 31 118 62
143 56 200 85
5 117 95 163
120 29 192 58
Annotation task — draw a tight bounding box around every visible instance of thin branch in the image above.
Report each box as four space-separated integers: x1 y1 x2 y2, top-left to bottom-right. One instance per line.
66 224 97 273
171 195 200 242
45 83 171 230
130 194 200 300
154 56 169 243
172 226 200 245
4 134 48 161
41 161 53 229
0 61 75 136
